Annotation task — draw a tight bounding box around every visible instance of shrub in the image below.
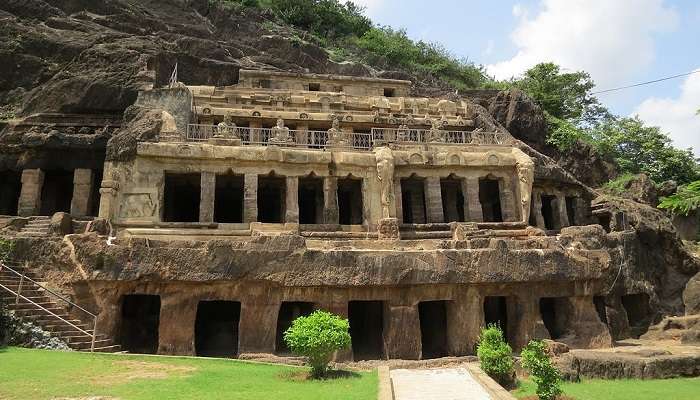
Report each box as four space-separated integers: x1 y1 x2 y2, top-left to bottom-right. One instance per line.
476 324 514 385
0 238 13 262
658 180 700 216
283 310 351 377
520 340 563 400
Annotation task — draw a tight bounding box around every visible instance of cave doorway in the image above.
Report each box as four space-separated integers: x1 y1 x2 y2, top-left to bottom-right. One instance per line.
275 302 315 354
298 176 324 224
194 301 241 358
120 294 160 354
401 177 426 224
88 169 103 217
214 174 244 223
483 296 508 342
0 170 21 215
541 195 557 230
596 214 612 233
621 293 653 338
163 172 201 222
337 177 363 225
479 178 502 222
539 297 572 340
418 300 449 359
40 169 74 215
565 196 577 226
594 296 608 325
348 301 384 360
258 175 286 223
440 177 465 223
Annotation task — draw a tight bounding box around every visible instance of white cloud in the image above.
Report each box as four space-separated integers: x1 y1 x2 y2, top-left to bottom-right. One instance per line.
487 0 678 87
351 0 385 18
634 71 700 157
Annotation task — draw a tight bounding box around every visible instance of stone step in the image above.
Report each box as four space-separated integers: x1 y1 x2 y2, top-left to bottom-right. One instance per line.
91 345 122 353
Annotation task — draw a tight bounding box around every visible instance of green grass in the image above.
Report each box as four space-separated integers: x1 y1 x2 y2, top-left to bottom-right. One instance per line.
513 377 700 400
0 347 377 400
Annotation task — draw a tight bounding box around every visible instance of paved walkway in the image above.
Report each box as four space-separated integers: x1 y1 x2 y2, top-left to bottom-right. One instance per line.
390 367 492 400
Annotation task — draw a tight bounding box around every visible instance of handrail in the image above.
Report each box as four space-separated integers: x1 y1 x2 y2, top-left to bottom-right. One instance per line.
0 261 97 351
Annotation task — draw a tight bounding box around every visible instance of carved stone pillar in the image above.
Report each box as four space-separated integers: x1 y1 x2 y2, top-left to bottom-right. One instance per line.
383 302 421 360
567 296 612 348
531 191 545 229
239 301 279 354
158 292 197 355
361 178 371 226
323 176 339 224
98 180 118 220
18 169 44 216
464 177 483 222
394 180 403 224
317 301 352 361
424 176 444 223
447 289 483 355
285 176 299 223
244 174 258 223
70 169 94 217
498 176 518 222
508 293 539 351
555 194 570 229
199 171 215 223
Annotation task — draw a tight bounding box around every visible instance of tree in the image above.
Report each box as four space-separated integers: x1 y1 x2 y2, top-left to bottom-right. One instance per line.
658 180 700 216
521 340 563 400
476 325 514 386
283 310 351 377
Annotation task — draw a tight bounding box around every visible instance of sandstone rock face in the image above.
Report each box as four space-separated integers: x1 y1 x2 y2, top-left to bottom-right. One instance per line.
685 272 700 315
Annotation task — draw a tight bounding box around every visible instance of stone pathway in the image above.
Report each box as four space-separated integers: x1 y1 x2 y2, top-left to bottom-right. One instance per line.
390 367 492 400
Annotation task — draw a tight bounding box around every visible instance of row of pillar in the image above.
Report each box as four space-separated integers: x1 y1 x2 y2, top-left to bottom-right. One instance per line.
530 190 584 230
15 168 95 217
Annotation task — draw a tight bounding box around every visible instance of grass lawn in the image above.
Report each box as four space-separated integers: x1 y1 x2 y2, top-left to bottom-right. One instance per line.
513 377 700 400
0 347 377 400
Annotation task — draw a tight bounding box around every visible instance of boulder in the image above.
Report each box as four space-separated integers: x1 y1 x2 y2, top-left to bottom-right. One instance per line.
49 212 72 235
684 272 700 315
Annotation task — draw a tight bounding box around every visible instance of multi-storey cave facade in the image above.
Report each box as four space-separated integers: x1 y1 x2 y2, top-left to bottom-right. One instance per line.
2 70 658 360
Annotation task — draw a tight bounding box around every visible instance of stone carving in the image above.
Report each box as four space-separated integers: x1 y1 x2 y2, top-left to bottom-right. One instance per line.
517 159 535 224
269 118 293 145
375 146 395 219
378 217 400 239
396 124 410 141
326 117 349 147
215 113 238 139
119 193 156 219
426 119 445 143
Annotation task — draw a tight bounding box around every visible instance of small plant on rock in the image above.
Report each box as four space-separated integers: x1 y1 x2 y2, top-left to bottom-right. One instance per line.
476 324 514 386
283 310 351 378
521 340 563 400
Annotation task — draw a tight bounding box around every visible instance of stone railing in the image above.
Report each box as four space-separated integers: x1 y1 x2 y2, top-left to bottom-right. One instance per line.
180 124 509 150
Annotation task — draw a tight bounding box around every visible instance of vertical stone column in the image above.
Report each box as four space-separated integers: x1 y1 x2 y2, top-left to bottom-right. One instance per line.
285 176 299 223
18 169 44 216
498 177 518 222
70 169 94 217
158 293 198 355
383 302 422 360
447 289 483 355
199 171 216 223
555 194 570 229
394 180 403 224
361 178 371 226
568 296 612 348
531 191 545 229
239 301 279 354
507 293 539 351
323 176 339 224
424 176 444 223
463 177 483 222
243 174 258 223
98 180 118 220
317 301 352 361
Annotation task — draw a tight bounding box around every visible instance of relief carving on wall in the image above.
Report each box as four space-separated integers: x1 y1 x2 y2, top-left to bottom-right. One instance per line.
119 192 157 219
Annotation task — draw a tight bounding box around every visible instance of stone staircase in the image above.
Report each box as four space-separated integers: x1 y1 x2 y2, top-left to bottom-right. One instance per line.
16 217 51 238
0 261 121 352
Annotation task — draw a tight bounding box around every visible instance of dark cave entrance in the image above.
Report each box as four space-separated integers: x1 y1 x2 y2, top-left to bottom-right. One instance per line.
275 302 315 354
88 169 103 217
298 176 324 224
483 296 509 342
418 300 449 359
163 172 201 222
621 293 653 338
0 170 21 215
539 297 572 340
401 177 427 224
565 196 577 226
596 214 612 233
258 175 286 223
594 296 608 325
479 178 502 222
214 174 244 223
120 294 160 354
348 301 384 360
194 301 241 358
440 177 465 223
541 194 557 230
40 169 74 215
337 177 363 225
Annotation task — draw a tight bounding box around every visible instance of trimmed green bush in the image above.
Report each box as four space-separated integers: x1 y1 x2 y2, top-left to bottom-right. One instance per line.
476 324 514 385
521 340 563 400
283 310 351 377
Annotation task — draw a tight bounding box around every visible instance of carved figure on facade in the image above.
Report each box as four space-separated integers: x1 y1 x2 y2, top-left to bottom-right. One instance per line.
516 159 535 224
215 113 238 139
396 124 410 142
119 193 156 219
426 118 445 143
375 146 396 219
269 118 293 144
326 117 349 147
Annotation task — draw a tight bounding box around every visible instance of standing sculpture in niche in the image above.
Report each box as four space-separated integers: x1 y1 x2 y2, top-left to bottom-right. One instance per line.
375 146 396 220
516 158 535 224
269 117 293 144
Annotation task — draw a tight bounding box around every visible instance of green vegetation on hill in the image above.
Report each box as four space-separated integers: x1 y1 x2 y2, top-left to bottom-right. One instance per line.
0 347 377 400
658 180 700 216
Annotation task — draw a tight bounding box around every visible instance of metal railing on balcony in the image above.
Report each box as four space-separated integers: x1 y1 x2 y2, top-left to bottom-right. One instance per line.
182 124 509 150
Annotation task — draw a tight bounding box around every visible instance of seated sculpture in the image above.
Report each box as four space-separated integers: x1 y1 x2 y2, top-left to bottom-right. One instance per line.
215 114 238 139
426 118 445 143
326 117 349 147
269 118 294 144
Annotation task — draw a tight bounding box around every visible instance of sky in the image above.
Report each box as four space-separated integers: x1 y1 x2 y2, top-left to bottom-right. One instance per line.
352 0 700 156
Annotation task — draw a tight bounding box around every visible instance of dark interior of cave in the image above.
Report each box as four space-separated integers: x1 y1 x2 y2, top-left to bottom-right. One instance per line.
621 293 653 338
120 294 161 354
0 170 21 215
275 301 315 354
539 297 571 340
483 296 508 342
88 169 103 217
258 175 286 223
214 173 244 223
163 172 200 222
348 300 384 360
565 196 577 226
40 169 74 216
298 176 324 224
440 177 465 223
401 177 426 224
418 300 449 359
541 194 557 230
479 178 502 222
337 178 363 225
195 300 241 358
